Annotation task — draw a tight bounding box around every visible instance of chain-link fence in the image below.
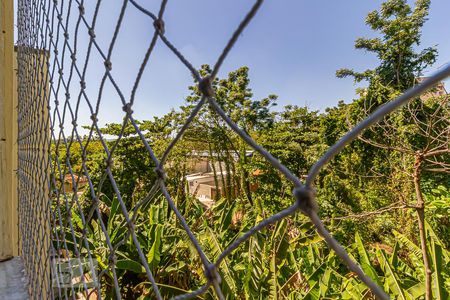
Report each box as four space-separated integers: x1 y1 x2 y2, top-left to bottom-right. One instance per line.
16 0 450 299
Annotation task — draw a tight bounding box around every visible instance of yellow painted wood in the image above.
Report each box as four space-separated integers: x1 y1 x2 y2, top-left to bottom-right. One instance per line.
12 46 18 257
0 0 16 259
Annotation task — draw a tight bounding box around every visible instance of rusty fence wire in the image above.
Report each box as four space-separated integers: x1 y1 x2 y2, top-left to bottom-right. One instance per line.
16 0 450 299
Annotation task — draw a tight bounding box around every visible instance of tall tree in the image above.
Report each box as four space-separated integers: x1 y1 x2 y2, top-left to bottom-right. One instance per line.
337 0 436 94
337 1 449 299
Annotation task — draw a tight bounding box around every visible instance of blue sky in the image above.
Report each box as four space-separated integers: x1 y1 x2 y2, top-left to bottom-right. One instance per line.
27 0 450 129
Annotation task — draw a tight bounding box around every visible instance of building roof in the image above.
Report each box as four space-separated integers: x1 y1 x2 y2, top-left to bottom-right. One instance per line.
188 150 254 158
186 171 228 181
64 174 88 183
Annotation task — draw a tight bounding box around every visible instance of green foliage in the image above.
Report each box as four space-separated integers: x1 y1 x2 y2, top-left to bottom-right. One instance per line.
425 186 450 248
336 0 436 92
51 1 449 297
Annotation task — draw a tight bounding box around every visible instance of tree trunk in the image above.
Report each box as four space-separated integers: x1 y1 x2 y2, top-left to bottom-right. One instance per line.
240 144 253 206
208 142 220 201
224 150 233 200
413 154 432 300
217 150 229 201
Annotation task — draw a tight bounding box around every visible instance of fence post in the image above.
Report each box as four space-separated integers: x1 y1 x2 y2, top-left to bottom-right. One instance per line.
0 0 17 259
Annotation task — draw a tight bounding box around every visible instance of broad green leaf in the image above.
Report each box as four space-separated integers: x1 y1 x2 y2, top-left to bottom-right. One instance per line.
269 251 278 300
377 249 407 300
136 282 205 299
110 226 128 245
296 234 324 246
301 281 320 300
355 232 382 286
149 205 159 225
147 224 163 269
108 196 121 233
219 201 234 231
320 268 332 297
341 278 365 299
116 259 144 273
406 282 425 299
71 207 84 230
204 226 237 294
393 230 423 267
390 242 400 268
432 242 446 300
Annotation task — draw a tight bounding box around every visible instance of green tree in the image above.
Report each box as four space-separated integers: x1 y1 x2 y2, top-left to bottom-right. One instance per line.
336 1 448 298
336 0 436 94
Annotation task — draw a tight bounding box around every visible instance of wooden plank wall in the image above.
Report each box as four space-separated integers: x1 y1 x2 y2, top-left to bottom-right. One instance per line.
0 0 17 259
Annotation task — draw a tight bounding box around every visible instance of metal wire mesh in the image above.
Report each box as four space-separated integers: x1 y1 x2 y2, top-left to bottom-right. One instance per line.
15 0 450 299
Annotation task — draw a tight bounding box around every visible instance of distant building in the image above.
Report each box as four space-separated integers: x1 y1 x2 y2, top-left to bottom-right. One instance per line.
185 172 226 208
63 174 88 193
185 150 253 207
186 150 253 173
